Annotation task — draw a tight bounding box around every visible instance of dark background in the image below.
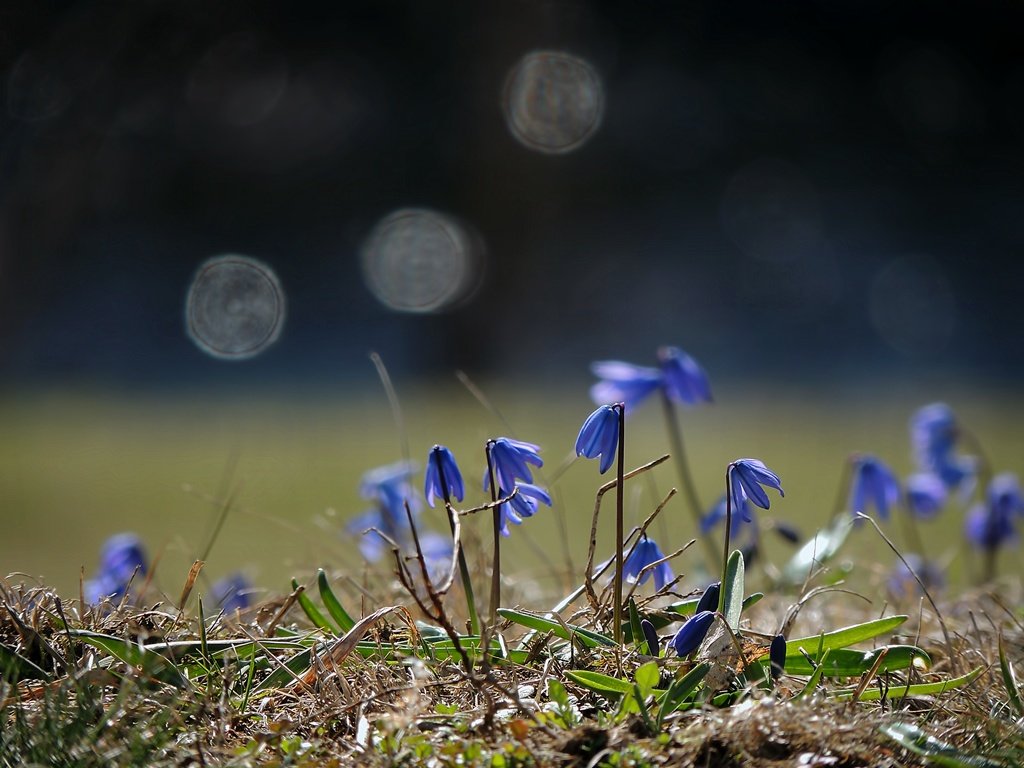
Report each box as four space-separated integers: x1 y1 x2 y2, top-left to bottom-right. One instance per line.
2 0 1022 391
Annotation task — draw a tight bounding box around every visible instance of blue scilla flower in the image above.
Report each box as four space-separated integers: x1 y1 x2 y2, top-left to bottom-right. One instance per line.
701 494 754 537
657 346 713 407
85 533 147 604
348 460 421 561
910 403 976 491
887 554 945 600
849 455 899 520
590 347 713 413
497 482 552 536
965 473 1023 551
622 536 674 591
671 610 715 656
575 404 620 474
729 459 784 512
424 445 464 507
212 572 252 613
486 437 543 492
904 473 947 519
589 361 663 412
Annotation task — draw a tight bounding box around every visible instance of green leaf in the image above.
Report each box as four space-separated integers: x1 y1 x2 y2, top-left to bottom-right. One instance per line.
657 663 709 719
634 661 660 697
785 616 908 657
795 648 831 699
833 666 984 702
720 550 744 631
497 608 615 647
998 632 1024 718
292 578 337 634
627 598 644 653
753 645 929 677
71 632 187 687
880 722 1005 768
780 514 854 586
318 570 356 633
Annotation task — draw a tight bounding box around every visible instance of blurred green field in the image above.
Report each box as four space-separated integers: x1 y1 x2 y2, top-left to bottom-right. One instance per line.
2 381 1022 603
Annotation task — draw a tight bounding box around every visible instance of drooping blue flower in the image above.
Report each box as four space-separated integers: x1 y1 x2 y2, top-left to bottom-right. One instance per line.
910 403 976 491
904 473 947 519
575 404 621 474
887 554 945 600
348 460 421 561
424 445 464 507
671 610 715 656
417 531 455 583
589 361 663 412
701 494 755 537
85 533 148 604
965 473 1023 551
496 482 552 536
729 459 784 512
212 572 252 613
657 346 713 407
590 347 713 413
486 438 543 493
849 455 900 520
622 536 674 591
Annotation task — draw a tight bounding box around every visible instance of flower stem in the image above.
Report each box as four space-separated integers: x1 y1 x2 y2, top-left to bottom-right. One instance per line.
433 450 480 636
485 442 501 629
660 390 720 572
718 464 733 614
613 403 625 646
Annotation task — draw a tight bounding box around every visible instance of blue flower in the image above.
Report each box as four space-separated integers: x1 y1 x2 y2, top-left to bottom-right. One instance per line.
701 494 755 537
729 459 784 512
590 347 713 413
904 473 947 519
640 619 660 656
910 403 976 491
212 572 252 613
622 536 674 591
424 445 464 507
590 361 662 412
671 611 715 656
657 346 713 407
849 455 899 520
417 531 454 582
85 533 147 604
965 473 1023 551
575 404 620 474
486 437 543 492
497 482 552 536
348 460 421 561
887 554 945 600
695 582 720 614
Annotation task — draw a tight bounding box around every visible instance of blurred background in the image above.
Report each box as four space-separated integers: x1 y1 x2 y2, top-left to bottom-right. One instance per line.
2 1 1022 598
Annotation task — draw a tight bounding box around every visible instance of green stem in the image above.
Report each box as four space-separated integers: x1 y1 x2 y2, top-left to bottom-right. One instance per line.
433 449 480 636
614 404 625 646
661 390 719 572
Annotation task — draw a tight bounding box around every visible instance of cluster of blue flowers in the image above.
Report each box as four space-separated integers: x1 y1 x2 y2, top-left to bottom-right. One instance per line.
84 532 251 613
589 346 712 413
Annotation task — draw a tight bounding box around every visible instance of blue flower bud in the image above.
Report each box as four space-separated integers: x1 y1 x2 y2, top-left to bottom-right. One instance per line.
695 582 720 615
769 634 787 682
671 610 715 657
641 619 660 657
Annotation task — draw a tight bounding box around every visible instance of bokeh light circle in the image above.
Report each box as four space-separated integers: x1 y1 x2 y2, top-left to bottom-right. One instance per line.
185 255 285 360
361 208 480 314
503 50 604 155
